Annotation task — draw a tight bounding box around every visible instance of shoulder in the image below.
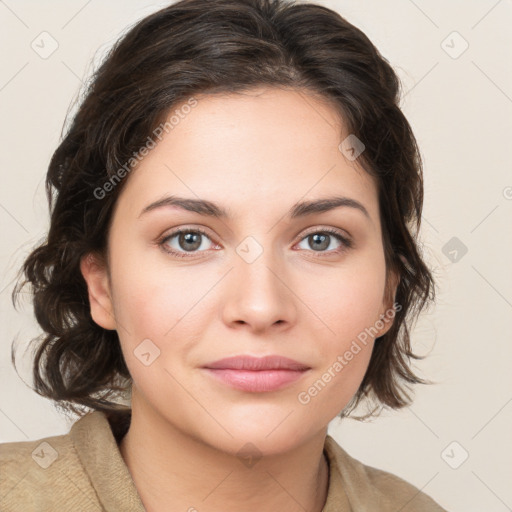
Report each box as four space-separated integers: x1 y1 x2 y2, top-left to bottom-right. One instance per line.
324 435 449 512
0 415 102 512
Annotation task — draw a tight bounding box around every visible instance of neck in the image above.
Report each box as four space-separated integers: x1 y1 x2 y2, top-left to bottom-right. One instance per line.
118 394 330 512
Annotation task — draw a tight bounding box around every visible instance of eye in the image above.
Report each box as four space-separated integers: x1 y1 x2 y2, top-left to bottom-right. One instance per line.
158 227 218 258
295 228 353 256
157 226 353 259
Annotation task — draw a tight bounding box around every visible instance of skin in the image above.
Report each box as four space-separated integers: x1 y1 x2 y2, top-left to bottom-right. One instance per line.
80 86 399 512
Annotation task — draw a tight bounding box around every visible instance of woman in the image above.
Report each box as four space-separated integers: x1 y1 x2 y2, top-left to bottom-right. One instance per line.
0 0 448 510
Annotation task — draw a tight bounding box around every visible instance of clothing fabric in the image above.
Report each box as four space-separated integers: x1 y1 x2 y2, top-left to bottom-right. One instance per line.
0 409 447 511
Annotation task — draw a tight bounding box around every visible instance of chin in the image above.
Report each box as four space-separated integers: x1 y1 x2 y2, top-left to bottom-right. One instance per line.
197 410 318 458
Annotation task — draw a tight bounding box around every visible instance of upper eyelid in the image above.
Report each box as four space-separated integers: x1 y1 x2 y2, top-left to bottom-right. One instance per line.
299 225 351 239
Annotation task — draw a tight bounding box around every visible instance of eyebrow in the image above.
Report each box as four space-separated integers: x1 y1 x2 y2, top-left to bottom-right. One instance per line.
138 194 371 221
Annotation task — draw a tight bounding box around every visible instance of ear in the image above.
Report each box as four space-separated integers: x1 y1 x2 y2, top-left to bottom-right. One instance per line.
375 268 401 338
80 251 117 330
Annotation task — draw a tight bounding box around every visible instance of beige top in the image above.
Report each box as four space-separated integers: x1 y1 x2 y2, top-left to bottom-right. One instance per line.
0 410 448 511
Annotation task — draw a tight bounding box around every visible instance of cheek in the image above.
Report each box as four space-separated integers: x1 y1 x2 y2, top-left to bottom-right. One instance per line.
300 256 385 411
314 254 387 343
108 249 217 371
109 243 205 332
298 283 378 420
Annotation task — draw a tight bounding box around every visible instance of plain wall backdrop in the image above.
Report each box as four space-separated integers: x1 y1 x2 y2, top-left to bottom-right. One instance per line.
1 1 511 511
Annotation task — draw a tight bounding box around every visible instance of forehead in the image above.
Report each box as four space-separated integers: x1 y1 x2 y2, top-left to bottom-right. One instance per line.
114 87 379 224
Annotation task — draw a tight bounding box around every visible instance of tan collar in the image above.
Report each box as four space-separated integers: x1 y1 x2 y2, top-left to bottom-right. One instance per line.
70 410 352 511
70 410 146 511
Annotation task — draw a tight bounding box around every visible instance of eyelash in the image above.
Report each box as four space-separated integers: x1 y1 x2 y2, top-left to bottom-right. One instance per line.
157 226 353 259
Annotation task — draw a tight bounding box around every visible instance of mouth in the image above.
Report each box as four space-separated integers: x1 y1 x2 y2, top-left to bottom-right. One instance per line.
202 355 311 393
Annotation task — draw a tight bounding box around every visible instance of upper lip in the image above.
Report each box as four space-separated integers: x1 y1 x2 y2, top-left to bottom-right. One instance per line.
203 355 311 371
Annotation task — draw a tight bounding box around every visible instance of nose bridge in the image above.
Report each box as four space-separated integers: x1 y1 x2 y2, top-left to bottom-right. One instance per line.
222 233 296 330
235 233 285 298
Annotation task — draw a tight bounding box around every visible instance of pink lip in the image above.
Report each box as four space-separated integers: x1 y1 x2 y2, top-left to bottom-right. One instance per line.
202 355 311 393
204 355 310 371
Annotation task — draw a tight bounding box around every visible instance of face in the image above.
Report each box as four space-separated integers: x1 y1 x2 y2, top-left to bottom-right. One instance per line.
81 87 398 456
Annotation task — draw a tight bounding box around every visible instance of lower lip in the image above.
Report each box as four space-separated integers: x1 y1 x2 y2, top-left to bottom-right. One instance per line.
203 368 309 392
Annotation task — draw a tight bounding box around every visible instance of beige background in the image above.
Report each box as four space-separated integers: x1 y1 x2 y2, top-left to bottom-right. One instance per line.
1 1 511 511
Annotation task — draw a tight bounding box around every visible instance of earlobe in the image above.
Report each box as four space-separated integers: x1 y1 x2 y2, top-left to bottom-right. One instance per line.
80 252 117 330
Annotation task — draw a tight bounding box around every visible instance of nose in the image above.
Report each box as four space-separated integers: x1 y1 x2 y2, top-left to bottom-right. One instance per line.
221 241 298 334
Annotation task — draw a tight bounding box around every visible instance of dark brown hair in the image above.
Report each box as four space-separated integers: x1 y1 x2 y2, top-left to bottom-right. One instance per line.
12 0 435 419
